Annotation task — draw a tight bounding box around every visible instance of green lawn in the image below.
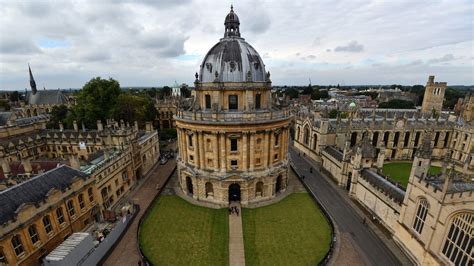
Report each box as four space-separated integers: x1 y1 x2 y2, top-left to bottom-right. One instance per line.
139 195 229 266
383 162 442 188
242 193 332 266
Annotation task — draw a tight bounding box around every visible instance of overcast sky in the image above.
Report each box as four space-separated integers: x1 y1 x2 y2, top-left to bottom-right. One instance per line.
0 0 472 90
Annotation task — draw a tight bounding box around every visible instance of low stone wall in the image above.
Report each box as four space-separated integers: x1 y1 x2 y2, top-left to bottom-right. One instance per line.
354 176 402 234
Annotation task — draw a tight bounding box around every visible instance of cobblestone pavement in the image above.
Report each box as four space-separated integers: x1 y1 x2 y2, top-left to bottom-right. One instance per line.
103 160 176 266
289 147 412 266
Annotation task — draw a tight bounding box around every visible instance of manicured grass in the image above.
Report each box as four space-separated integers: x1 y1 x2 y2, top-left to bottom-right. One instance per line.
383 162 441 188
242 193 332 266
139 195 229 266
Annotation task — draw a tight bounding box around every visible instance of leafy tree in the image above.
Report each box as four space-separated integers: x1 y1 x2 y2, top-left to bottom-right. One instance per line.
378 99 415 109
302 85 313 95
47 105 69 129
162 86 172 97
311 89 329 100
328 109 348 118
68 77 121 128
443 87 466 109
180 85 191 98
0 100 10 111
111 93 157 125
285 88 299 99
159 128 177 140
9 91 20 102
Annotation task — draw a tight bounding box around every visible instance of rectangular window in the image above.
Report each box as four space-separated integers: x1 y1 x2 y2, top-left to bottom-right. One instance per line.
414 132 421 146
205 95 211 109
78 194 85 210
56 208 65 225
231 160 237 167
43 216 53 234
228 95 238 110
274 154 278 160
188 134 193 147
230 139 238 152
256 158 261 165
28 226 39 244
88 188 95 203
189 155 194 161
275 134 279 146
255 94 261 109
67 200 76 217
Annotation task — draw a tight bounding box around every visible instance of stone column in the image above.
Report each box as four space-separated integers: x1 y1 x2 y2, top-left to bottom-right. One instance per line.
242 131 249 171
220 131 226 172
198 131 205 169
193 131 200 167
263 130 269 167
213 131 220 171
268 130 274 167
249 131 256 171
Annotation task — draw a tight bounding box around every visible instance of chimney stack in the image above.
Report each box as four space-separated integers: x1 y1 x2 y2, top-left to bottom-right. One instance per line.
134 121 139 131
73 120 78 131
59 122 64 131
145 121 152 133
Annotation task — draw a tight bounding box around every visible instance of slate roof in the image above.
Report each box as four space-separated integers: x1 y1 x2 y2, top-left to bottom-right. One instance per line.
323 146 344 162
360 169 406 203
26 90 68 105
0 165 88 225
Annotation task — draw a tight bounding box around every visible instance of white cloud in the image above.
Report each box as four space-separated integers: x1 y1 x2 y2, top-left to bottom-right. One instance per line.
0 0 472 89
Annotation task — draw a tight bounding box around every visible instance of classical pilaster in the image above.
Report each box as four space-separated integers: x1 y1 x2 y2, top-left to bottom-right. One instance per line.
249 131 256 171
242 131 249 171
213 131 220 171
263 130 269 167
198 131 205 169
220 131 226 172
267 129 273 167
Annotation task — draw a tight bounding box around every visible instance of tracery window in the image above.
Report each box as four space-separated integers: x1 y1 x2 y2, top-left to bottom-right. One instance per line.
413 198 429 234
441 212 473 266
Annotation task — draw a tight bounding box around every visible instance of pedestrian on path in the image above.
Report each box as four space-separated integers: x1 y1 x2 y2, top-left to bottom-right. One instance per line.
236 208 239 216
310 167 313 173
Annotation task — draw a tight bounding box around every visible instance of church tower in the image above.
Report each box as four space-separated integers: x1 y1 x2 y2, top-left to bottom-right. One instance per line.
421 75 446 115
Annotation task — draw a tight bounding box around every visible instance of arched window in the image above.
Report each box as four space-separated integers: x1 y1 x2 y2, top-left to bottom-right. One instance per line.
255 181 263 197
255 93 261 109
28 225 40 244
205 182 213 198
88 187 95 203
303 126 310 145
205 94 211 109
350 132 357 147
413 198 429 234
56 207 65 225
11 235 24 256
43 215 53 234
312 134 318 150
295 127 300 141
441 212 473 265
206 139 212 151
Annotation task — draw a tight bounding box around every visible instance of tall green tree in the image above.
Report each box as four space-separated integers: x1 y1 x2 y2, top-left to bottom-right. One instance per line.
110 93 157 126
47 105 69 129
68 77 121 128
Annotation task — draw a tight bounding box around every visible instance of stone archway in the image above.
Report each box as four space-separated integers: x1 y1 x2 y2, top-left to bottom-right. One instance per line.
228 183 241 202
276 175 283 194
255 181 263 197
186 176 193 195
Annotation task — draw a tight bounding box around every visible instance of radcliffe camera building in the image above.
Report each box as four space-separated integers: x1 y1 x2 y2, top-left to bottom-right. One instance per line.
175 6 292 206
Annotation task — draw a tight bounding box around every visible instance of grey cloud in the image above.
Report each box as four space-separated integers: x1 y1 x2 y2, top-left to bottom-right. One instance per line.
0 39 42 54
334 41 364 53
312 37 321 46
428 54 456 64
326 49 331 52
141 34 189 57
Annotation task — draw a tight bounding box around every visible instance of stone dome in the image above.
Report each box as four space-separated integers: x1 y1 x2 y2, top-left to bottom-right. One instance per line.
199 6 266 83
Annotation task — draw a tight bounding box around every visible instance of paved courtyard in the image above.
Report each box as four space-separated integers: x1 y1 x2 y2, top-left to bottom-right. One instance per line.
103 159 176 266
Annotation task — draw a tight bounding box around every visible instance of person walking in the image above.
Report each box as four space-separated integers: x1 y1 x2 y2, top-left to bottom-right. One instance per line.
309 167 313 173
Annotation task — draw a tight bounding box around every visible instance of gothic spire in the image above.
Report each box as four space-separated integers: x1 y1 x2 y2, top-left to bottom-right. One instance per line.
28 63 37 95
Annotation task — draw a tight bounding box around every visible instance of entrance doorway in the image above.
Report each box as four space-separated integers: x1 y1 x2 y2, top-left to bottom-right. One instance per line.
186 176 193 195
346 173 352 191
276 175 282 194
228 183 241 202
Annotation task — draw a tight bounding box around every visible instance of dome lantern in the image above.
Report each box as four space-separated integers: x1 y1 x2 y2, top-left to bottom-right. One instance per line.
224 5 240 38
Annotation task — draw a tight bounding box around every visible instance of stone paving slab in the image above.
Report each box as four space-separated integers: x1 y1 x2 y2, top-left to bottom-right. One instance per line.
229 203 245 266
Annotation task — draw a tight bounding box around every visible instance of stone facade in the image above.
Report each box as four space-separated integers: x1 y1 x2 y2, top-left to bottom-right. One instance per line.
421 75 447 115
175 8 292 207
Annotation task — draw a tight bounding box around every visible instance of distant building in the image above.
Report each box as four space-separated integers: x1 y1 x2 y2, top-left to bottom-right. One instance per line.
421 75 447 115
